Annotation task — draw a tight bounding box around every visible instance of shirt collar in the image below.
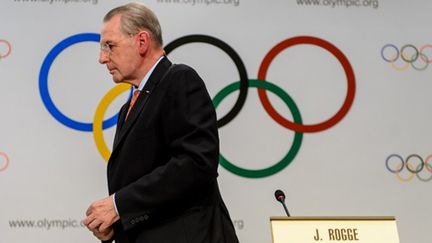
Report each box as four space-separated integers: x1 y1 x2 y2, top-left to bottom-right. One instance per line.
135 56 164 92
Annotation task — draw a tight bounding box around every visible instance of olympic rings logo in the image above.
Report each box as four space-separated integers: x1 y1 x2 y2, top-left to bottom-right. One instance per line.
39 33 356 178
385 154 432 182
0 152 10 172
0 39 12 59
381 44 432 71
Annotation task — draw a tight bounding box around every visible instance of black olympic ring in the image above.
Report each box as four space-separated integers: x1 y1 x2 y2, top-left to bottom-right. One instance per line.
400 44 418 63
164 34 249 128
405 154 424 173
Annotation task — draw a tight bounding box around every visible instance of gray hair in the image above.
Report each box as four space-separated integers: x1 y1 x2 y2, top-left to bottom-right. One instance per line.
104 3 163 46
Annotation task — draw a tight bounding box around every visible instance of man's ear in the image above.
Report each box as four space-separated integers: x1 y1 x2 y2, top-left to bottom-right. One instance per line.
137 31 151 55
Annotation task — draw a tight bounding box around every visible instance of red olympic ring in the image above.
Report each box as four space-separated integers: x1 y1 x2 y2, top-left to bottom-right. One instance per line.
420 44 432 64
0 152 10 172
257 36 356 133
0 40 12 59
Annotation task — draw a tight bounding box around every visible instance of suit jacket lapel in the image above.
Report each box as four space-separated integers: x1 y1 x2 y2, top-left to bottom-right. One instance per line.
112 57 172 152
112 103 128 148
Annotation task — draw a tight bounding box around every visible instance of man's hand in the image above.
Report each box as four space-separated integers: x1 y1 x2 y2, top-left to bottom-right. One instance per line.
84 195 120 235
93 227 114 241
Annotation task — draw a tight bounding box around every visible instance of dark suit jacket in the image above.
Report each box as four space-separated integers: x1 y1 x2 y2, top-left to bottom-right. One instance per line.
106 57 239 243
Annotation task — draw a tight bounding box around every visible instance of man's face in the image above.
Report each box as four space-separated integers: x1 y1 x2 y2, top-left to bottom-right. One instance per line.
99 15 140 84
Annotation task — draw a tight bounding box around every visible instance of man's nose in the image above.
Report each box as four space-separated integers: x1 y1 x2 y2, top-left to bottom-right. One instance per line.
99 51 109 64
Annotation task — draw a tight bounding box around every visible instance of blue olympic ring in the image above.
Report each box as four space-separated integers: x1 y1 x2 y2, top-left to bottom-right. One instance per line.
39 33 120 132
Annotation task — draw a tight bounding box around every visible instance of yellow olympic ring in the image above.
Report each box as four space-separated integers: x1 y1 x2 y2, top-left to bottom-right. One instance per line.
93 83 131 162
395 163 416 182
390 59 410 71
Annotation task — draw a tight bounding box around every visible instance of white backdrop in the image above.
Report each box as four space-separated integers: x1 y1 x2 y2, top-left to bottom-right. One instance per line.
1 0 431 243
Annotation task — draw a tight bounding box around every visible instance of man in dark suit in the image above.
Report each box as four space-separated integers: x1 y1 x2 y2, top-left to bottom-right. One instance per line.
83 3 239 243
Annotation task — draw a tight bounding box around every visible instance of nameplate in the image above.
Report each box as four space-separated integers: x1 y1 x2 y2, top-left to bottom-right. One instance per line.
270 216 400 243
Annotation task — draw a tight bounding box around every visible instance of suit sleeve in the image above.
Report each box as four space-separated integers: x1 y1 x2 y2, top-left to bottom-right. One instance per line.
115 66 220 230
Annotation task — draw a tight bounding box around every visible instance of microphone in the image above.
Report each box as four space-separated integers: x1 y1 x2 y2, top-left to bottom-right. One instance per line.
274 189 290 217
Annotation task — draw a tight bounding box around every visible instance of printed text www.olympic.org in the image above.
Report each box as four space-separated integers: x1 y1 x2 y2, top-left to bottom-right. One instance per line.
296 0 379 9
13 0 98 5
157 0 240 7
8 218 245 230
9 218 85 230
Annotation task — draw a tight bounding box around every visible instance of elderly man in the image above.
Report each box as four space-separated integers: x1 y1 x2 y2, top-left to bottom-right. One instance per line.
83 3 239 243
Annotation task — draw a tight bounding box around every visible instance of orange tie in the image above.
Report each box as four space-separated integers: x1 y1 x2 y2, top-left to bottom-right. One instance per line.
125 90 140 120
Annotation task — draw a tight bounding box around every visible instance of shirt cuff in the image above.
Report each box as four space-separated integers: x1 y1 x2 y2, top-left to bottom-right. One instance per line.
112 193 120 216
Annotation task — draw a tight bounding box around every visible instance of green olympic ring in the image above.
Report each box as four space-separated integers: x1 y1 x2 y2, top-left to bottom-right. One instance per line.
213 79 303 178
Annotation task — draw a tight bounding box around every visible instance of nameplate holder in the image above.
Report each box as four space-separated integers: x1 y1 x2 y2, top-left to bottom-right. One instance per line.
270 216 400 243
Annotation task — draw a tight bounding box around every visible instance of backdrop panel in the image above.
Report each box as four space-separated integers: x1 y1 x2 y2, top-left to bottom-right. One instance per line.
1 1 430 243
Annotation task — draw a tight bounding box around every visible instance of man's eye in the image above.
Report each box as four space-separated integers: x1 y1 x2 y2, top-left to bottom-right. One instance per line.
105 44 113 51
